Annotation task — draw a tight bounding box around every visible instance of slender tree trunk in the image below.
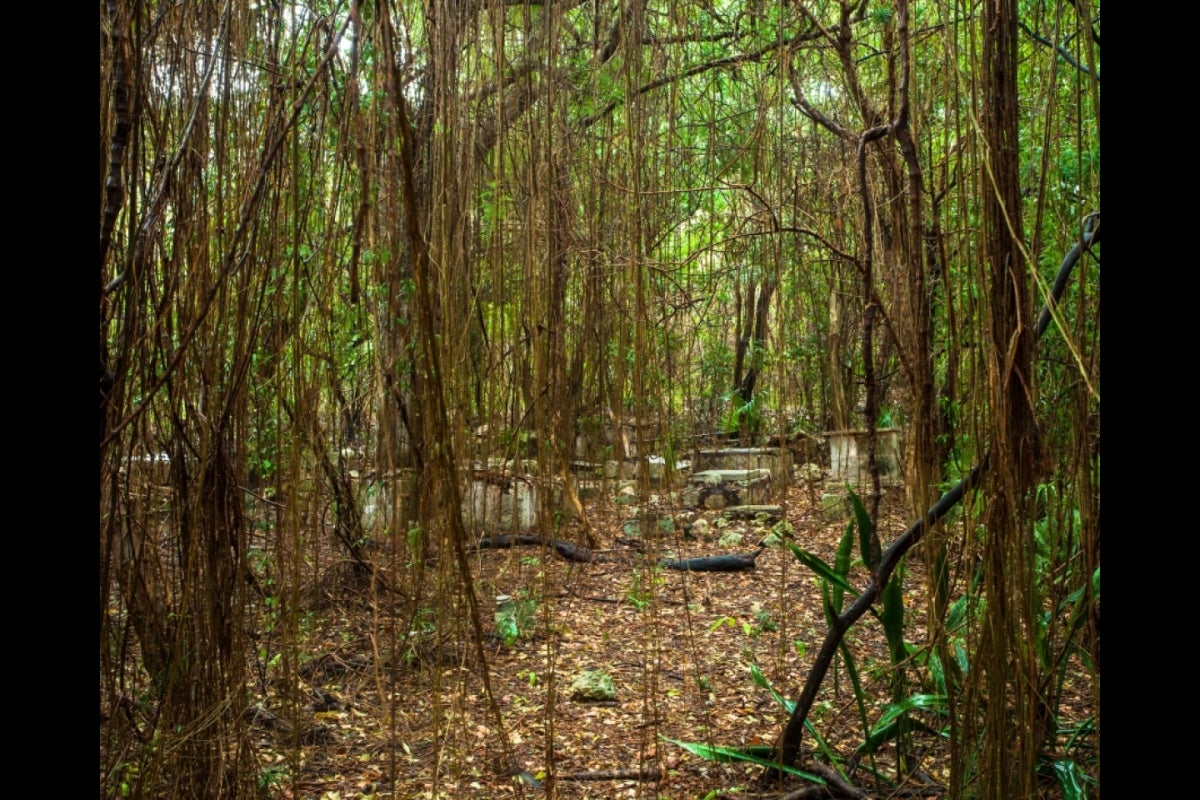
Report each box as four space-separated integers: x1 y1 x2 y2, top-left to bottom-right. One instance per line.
735 278 776 407
826 287 853 431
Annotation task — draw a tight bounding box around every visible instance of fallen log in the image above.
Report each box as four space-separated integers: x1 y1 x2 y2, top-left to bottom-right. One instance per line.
659 548 763 572
476 535 762 572
474 534 619 564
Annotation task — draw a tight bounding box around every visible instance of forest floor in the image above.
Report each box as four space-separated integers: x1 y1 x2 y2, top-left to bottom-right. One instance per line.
243 473 1096 800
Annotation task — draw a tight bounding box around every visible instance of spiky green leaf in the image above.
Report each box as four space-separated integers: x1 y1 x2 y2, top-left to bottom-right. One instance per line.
789 543 860 597
857 694 948 756
833 518 855 613
848 488 879 570
749 663 795 713
661 737 825 783
1053 759 1090 800
881 572 906 664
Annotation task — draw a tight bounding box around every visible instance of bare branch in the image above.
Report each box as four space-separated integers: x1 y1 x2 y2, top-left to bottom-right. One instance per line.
1020 21 1100 81
577 31 818 129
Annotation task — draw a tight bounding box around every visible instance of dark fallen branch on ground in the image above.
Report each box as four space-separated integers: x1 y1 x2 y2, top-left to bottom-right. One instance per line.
659 548 764 572
760 214 1100 787
474 534 622 564
797 762 868 799
476 534 764 572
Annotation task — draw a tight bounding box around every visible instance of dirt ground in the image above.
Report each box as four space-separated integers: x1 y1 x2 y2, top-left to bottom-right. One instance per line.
244 473 1095 799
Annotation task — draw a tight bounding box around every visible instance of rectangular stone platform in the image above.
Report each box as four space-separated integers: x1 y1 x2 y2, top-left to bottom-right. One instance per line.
682 468 773 509
693 447 793 483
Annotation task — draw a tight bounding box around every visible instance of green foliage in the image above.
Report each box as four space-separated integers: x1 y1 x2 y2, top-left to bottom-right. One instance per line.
787 510 874 743
99 0 1101 792
855 694 949 758
626 567 662 611
835 638 872 753
722 390 761 436
661 737 826 784
1051 758 1095 800
753 609 779 634
791 497 936 775
788 543 860 601
406 526 423 557
570 669 616 701
881 571 906 668
740 609 779 639
831 519 855 614
257 764 289 792
108 761 140 799
748 664 849 783
749 663 793 713
848 489 879 573
496 592 537 647
496 609 520 648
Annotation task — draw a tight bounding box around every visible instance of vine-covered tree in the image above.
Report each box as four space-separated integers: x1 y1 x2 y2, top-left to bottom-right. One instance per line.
101 1 1098 796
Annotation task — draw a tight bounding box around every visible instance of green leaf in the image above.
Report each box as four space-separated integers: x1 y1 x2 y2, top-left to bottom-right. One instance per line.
789 544 860 597
881 572 905 664
497 613 520 647
848 489 879 571
838 641 870 737
820 580 837 627
730 744 778 760
857 694 948 756
1061 717 1096 754
803 720 851 783
708 615 736 632
932 551 951 620
749 663 795 713
1053 759 1090 800
661 737 825 784
832 518 855 613
927 650 946 696
946 594 969 632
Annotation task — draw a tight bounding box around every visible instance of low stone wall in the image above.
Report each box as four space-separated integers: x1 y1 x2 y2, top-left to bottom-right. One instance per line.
693 447 793 483
682 468 774 509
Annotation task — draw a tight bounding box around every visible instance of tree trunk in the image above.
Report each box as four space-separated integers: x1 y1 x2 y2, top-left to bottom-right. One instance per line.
826 287 854 432
967 0 1043 795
